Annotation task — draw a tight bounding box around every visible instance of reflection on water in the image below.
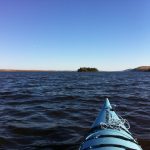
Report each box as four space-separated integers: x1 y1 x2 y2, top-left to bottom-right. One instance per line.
0 72 149 150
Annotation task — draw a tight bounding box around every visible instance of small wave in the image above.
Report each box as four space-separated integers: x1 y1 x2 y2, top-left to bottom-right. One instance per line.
0 72 149 149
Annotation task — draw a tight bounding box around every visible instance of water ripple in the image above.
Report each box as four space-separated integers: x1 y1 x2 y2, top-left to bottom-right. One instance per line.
0 72 149 150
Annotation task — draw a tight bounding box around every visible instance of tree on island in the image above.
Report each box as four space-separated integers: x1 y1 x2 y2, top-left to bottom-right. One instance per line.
77 67 99 72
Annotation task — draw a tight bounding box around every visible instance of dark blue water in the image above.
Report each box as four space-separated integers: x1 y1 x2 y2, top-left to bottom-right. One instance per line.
0 72 149 150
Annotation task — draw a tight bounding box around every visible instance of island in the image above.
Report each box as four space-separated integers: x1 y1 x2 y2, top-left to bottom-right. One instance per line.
77 67 99 72
132 66 150 72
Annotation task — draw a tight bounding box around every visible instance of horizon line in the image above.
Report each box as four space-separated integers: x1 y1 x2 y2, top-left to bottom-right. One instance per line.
0 66 148 72
0 68 127 72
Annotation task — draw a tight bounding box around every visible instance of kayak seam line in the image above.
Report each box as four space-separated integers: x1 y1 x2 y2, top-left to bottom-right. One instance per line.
81 144 138 150
85 134 138 144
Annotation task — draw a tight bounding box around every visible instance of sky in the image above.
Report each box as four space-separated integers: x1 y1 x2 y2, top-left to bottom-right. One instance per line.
0 0 150 71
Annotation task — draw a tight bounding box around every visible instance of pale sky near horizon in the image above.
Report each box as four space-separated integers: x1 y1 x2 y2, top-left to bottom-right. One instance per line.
0 0 150 71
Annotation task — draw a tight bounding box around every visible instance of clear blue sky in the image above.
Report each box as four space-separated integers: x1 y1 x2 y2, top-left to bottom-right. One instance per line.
0 0 150 71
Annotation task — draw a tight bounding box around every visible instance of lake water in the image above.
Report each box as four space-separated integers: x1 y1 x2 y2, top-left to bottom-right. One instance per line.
0 72 149 150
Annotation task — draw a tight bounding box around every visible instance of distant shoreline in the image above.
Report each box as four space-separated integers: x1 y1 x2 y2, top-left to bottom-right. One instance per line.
0 69 120 72
132 66 150 72
0 66 150 72
0 69 54 72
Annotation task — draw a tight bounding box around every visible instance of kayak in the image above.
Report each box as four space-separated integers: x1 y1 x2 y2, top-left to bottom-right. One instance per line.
79 98 143 150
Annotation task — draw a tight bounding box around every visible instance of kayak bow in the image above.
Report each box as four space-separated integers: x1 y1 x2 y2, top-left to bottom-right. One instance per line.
79 98 143 150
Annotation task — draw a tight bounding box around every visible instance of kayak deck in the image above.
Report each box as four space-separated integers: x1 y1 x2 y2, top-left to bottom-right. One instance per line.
79 98 143 150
